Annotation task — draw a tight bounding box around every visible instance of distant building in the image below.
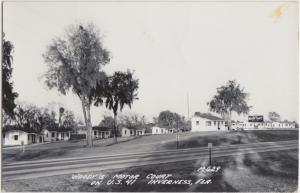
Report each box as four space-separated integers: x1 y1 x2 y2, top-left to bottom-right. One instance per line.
191 112 226 132
75 125 87 135
42 126 72 142
3 125 44 146
92 126 111 139
231 121 246 130
121 126 146 137
151 126 175 134
233 115 296 130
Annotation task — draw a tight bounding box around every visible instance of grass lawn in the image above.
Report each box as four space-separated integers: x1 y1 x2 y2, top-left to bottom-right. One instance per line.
2 130 298 162
3 149 298 192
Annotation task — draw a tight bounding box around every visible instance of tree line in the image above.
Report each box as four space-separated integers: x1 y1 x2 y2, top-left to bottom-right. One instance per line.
2 102 79 133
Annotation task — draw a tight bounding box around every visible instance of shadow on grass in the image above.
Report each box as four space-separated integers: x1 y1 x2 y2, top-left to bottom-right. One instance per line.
242 150 299 179
160 130 299 150
103 136 142 147
248 130 299 142
161 133 245 150
4 148 70 161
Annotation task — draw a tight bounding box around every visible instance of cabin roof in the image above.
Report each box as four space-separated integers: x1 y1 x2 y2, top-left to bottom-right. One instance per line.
92 126 112 131
194 112 223 121
3 125 42 134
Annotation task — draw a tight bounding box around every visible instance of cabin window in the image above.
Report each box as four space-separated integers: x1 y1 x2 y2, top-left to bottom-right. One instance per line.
14 135 18 140
94 131 97 136
196 121 199 125
125 130 127 135
213 121 216 126
206 121 212 126
130 130 133 135
52 132 55 137
66 133 69 137
156 129 158 133
46 133 48 137
3 133 5 138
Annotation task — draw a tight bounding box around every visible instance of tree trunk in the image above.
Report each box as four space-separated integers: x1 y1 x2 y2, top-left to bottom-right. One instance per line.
228 111 232 130
81 99 93 148
86 104 93 147
113 114 118 143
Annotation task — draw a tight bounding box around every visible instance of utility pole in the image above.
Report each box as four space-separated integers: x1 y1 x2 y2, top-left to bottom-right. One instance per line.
187 92 190 120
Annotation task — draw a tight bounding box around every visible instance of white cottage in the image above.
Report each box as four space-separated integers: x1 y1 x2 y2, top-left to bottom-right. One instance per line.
42 126 72 142
92 126 111 139
2 126 44 146
121 126 146 137
236 120 296 130
151 126 175 134
191 112 226 132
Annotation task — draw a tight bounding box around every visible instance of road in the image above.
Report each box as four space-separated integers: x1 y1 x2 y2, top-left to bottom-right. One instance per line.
2 140 298 181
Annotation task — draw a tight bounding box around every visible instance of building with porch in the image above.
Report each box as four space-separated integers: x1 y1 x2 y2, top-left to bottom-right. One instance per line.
92 126 111 139
2 125 44 146
151 126 175 134
121 126 146 137
191 112 226 132
42 126 72 142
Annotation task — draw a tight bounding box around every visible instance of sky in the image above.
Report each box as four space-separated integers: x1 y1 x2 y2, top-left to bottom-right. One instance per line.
3 1 299 125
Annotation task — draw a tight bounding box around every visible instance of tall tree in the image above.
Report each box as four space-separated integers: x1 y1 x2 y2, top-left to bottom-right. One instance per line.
157 110 185 130
14 104 42 132
99 115 115 128
268 112 281 122
207 80 251 130
2 35 18 118
43 23 110 147
118 112 146 128
61 110 77 128
38 107 57 131
99 70 139 143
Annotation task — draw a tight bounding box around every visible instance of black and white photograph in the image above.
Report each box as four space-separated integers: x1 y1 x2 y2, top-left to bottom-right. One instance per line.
1 1 299 192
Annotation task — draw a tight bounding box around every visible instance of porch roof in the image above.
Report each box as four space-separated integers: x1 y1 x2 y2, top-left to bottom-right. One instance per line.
92 126 112 131
194 112 224 121
3 125 42 135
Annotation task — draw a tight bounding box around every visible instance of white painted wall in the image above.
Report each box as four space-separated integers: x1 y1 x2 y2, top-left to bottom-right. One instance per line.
3 130 28 146
93 130 111 139
151 127 175 134
151 126 165 134
242 121 296 130
42 129 71 142
121 127 132 137
191 117 226 132
136 130 145 136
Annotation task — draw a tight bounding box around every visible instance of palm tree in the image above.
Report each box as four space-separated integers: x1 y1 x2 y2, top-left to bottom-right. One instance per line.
103 70 139 143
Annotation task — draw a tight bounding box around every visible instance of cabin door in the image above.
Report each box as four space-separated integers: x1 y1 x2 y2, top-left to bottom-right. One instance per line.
32 135 36 143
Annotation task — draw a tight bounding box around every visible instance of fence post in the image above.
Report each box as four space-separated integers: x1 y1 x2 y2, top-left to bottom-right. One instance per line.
208 143 212 165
